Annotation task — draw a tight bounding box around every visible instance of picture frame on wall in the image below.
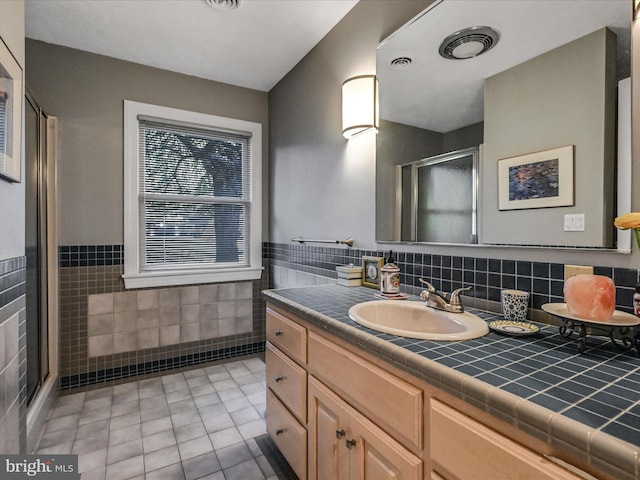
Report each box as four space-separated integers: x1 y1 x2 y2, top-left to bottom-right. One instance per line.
498 145 574 211
0 37 23 183
362 256 384 288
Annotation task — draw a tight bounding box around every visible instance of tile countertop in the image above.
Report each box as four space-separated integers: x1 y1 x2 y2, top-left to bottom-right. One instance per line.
262 284 640 480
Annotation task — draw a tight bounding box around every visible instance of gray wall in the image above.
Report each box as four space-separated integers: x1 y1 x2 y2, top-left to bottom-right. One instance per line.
25 40 269 245
482 28 616 248
269 0 435 249
0 0 26 454
270 0 640 270
0 0 25 260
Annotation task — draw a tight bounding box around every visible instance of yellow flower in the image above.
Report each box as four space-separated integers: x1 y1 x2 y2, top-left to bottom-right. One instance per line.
615 212 640 251
614 212 640 230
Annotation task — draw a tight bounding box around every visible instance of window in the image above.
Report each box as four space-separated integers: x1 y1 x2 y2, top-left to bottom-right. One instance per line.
123 100 262 288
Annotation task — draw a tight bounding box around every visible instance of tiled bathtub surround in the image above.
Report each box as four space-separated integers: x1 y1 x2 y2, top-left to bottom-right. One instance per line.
0 256 27 453
59 246 268 391
266 242 640 314
87 284 253 357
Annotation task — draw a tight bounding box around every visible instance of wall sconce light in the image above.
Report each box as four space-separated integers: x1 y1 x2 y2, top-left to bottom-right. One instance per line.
342 75 378 139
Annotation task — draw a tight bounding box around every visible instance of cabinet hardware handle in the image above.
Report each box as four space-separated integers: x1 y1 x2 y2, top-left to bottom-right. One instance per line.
335 429 345 439
275 428 284 436
345 439 356 449
274 330 284 336
274 375 284 383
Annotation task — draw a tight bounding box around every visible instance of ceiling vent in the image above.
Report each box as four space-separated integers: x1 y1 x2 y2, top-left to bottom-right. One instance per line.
439 26 500 60
390 57 413 70
202 0 240 10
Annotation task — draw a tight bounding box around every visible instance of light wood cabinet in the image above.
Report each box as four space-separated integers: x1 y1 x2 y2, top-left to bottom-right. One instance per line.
266 343 307 423
267 389 307 480
266 307 307 364
429 399 582 480
308 332 423 453
265 307 308 479
308 376 350 480
265 302 596 480
308 376 423 480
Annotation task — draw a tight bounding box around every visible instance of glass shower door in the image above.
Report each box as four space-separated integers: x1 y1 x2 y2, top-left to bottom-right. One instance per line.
25 92 49 405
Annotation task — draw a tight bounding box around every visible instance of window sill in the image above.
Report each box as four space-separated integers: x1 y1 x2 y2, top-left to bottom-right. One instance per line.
122 266 264 289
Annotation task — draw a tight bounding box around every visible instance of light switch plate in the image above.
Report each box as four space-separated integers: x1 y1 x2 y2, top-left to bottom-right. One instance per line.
564 264 594 280
564 213 585 231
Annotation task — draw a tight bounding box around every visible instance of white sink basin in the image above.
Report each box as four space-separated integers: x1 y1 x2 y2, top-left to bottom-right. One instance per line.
348 300 489 341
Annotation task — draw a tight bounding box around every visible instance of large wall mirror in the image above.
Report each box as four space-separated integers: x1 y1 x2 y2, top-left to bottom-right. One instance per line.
376 0 631 249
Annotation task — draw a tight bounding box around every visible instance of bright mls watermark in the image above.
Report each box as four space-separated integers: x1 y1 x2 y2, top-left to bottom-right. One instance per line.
0 456 77 479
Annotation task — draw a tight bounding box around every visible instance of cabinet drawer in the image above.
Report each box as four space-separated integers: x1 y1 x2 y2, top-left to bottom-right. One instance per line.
266 342 307 423
308 332 423 452
267 390 307 480
266 307 307 365
430 399 582 480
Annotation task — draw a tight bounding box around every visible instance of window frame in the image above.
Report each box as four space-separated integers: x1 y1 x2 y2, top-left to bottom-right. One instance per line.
123 100 263 289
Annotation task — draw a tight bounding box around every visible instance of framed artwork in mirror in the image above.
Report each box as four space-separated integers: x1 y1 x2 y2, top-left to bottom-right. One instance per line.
498 145 574 211
362 256 384 288
0 37 22 183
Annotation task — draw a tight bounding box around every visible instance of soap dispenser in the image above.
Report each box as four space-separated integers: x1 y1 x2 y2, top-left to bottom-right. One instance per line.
380 251 400 295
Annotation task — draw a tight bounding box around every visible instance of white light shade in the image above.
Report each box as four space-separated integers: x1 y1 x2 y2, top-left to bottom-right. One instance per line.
342 75 378 139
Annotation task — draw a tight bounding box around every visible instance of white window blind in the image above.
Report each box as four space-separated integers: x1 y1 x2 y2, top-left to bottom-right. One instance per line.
123 100 263 289
138 119 251 271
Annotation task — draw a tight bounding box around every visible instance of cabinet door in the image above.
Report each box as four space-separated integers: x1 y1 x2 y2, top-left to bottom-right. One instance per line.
430 399 582 480
348 405 423 480
308 377 350 480
308 332 423 452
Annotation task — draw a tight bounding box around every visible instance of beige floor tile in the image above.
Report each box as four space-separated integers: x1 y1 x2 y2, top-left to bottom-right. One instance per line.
107 438 143 465
178 435 213 461
37 356 275 480
144 444 181 472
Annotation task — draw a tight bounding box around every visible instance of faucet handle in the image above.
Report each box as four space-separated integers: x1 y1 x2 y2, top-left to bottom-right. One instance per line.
418 278 436 292
450 286 472 307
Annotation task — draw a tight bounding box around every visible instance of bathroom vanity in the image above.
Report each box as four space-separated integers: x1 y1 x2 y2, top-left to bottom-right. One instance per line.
263 285 640 480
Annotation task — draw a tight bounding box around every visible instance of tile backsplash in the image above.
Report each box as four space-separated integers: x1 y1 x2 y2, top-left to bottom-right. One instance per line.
56 242 639 391
266 242 640 314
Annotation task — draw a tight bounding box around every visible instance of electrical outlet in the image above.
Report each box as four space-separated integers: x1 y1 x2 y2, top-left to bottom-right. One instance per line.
564 264 594 280
564 213 585 232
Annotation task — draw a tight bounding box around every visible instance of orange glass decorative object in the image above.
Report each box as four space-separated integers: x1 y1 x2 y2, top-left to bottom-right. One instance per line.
564 274 616 321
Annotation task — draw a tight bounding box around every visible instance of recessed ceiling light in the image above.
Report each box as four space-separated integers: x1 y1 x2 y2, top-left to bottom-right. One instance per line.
439 26 500 60
202 0 240 10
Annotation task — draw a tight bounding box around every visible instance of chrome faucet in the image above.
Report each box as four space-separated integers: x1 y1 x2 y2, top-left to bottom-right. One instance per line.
419 279 472 313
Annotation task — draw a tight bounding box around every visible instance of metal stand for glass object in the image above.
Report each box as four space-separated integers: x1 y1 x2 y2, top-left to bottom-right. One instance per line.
558 318 640 354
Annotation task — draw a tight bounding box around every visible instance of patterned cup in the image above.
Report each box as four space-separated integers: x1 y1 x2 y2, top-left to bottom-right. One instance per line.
501 289 529 322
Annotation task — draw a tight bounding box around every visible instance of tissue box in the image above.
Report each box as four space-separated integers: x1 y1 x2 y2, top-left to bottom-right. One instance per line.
336 265 362 286
336 264 362 279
